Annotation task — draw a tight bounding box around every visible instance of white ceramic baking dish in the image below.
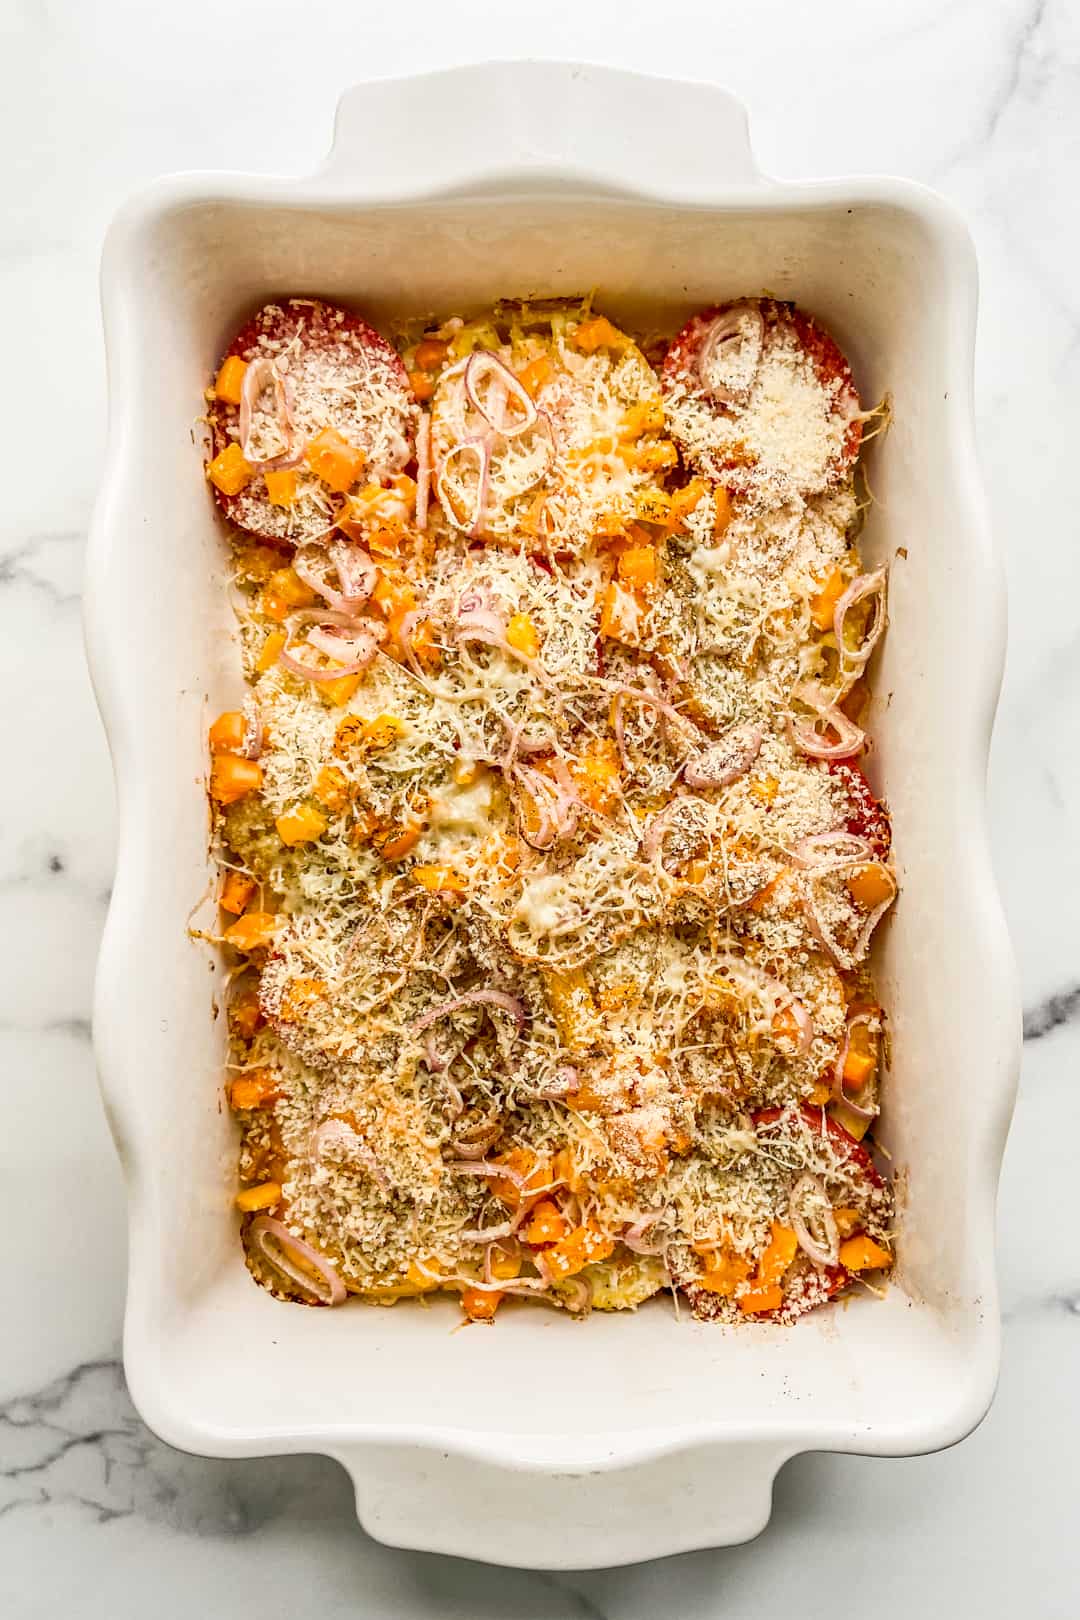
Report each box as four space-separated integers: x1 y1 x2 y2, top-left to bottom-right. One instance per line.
85 62 1021 1569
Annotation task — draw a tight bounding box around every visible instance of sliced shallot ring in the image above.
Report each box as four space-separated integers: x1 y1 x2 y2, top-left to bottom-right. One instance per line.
514 777 556 851
248 1216 346 1306
696 302 765 406
449 1114 504 1159
456 586 507 639
291 548 354 614
682 722 764 789
278 610 383 683
305 624 380 664
799 863 897 970
512 765 575 850
832 1011 881 1121
789 831 874 873
712 950 815 1056
238 357 301 471
787 684 865 760
623 1213 669 1256
788 1173 840 1269
330 542 377 608
641 800 677 864
464 351 538 437
535 1064 580 1101
413 989 528 1037
278 645 375 683
437 437 491 536
554 1274 593 1315
604 682 694 733
483 1236 524 1283
835 567 888 674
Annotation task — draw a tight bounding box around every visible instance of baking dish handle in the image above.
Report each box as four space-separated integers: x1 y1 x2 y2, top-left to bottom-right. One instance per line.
335 1438 789 1568
318 62 762 198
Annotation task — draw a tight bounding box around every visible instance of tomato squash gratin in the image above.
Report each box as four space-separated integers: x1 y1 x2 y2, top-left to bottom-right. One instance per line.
202 295 896 1324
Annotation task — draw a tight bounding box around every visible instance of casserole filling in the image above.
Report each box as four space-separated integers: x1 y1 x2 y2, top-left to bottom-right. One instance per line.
203 296 896 1323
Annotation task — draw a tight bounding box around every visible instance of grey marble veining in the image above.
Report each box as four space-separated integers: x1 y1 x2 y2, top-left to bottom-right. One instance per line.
2 0 1078 1614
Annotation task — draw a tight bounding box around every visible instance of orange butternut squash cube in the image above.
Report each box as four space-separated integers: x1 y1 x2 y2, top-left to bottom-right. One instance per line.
414 338 450 371
209 753 262 805
313 765 350 811
406 1259 442 1293
738 1285 784 1316
620 399 665 438
771 1006 804 1052
487 1243 523 1281
318 672 363 707
617 544 658 592
618 439 678 472
810 566 846 632
408 370 435 401
267 567 314 607
228 990 263 1040
277 977 327 1022
599 580 643 646
517 355 554 397
235 1181 282 1213
838 1234 893 1272
263 468 297 507
551 1146 582 1194
461 1287 502 1321
213 355 248 406
491 1147 550 1210
713 485 733 535
219 870 256 916
572 737 621 814
208 442 255 496
208 710 245 753
410 864 467 896
543 967 599 1054
373 823 422 862
229 1070 279 1110
505 612 540 659
523 1199 567 1247
846 863 895 909
256 629 287 673
275 805 327 846
830 1099 873 1141
756 1222 798 1286
698 1246 752 1297
361 714 405 752
222 911 279 953
842 1048 877 1089
305 427 366 494
543 1222 614 1281
572 316 626 354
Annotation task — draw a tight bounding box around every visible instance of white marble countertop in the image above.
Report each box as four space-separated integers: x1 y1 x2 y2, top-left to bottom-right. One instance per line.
4 0 1078 1611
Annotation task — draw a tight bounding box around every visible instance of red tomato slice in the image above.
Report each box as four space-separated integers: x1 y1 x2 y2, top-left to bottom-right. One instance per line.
751 1103 884 1188
738 1103 885 1322
661 298 861 500
207 299 414 547
825 759 892 859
